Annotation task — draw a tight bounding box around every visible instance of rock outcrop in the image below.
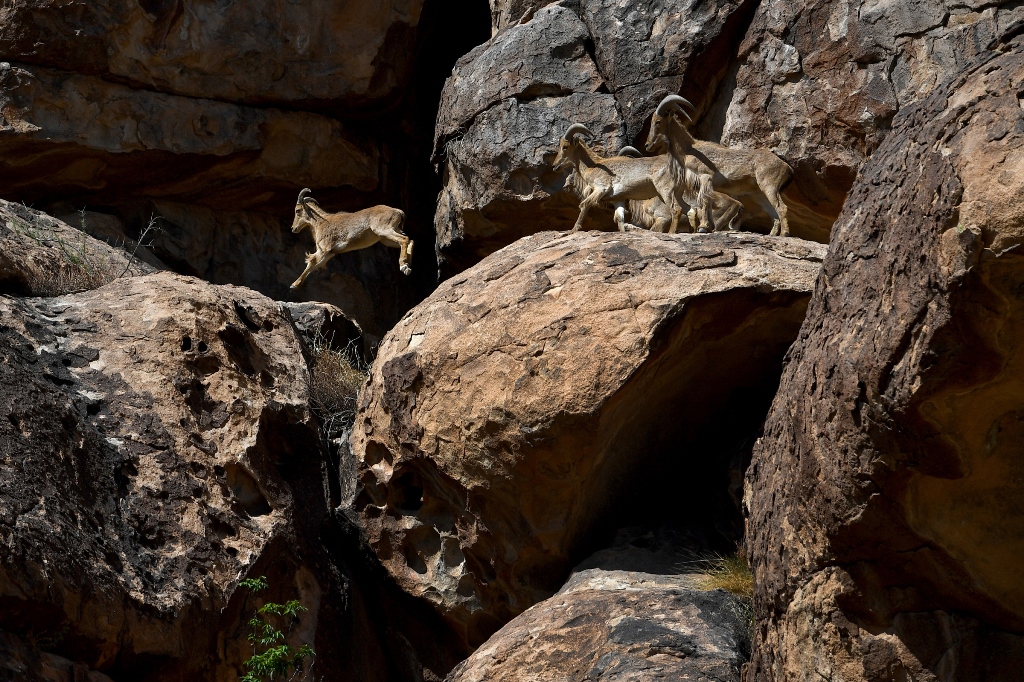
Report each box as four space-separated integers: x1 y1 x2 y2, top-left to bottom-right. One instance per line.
446 566 750 681
744 36 1024 679
0 0 426 108
350 229 824 646
720 0 1024 241
433 1 752 270
0 1 494 339
0 250 466 680
0 199 157 296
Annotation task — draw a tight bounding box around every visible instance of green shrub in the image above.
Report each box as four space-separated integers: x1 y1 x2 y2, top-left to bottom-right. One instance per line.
239 576 315 682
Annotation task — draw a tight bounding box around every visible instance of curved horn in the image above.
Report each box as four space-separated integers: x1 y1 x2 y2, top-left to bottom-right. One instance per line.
297 188 313 207
655 95 694 122
618 146 643 158
563 123 594 142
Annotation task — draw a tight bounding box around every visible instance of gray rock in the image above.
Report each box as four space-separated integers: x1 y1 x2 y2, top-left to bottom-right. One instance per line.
434 0 749 270
445 560 750 681
721 0 1024 241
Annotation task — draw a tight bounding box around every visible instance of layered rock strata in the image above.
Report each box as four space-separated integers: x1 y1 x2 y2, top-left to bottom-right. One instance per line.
350 229 824 646
744 35 1024 680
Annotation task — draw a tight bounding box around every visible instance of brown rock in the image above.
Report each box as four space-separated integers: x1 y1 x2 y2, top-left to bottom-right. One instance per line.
744 36 1024 680
350 230 825 646
0 62 378 212
434 5 623 270
720 0 1024 241
0 266 469 681
445 567 750 681
0 269 330 678
0 0 426 109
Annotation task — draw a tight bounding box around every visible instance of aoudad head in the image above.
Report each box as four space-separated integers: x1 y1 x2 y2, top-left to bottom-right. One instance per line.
552 123 594 171
645 95 693 153
292 188 315 234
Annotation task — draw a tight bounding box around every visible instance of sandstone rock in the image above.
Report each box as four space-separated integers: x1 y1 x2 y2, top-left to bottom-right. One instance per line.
0 270 333 678
744 36 1024 680
0 0 426 109
0 268 467 679
446 566 750 681
434 1 750 270
720 0 1024 241
0 62 378 212
0 199 156 296
350 230 825 646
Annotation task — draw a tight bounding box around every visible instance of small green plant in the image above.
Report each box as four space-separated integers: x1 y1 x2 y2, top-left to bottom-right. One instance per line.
239 576 314 682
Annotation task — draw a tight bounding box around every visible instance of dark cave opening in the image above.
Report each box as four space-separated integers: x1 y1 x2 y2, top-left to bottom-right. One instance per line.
569 289 810 577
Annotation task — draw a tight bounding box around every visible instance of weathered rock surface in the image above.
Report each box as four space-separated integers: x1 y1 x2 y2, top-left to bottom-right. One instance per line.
0 270 330 679
350 229 824 646
744 36 1024 680
0 0 426 109
0 199 157 296
0 265 467 681
720 0 1024 241
446 566 750 681
0 2 494 340
434 1 751 270
0 62 378 212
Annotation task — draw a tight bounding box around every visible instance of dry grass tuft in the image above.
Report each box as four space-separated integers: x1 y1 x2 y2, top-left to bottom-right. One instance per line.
308 332 368 438
696 552 753 599
12 209 161 296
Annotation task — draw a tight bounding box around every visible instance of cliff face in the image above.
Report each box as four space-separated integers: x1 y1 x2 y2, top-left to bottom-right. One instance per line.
3 1 1024 681
0 0 492 341
744 34 1024 679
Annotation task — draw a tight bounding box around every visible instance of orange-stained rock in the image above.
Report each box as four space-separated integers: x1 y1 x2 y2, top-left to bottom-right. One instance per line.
744 35 1024 680
349 229 825 646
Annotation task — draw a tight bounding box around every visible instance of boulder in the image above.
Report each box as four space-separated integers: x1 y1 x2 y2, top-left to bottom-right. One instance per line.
720 0 1024 242
0 270 334 678
434 5 623 270
0 265 471 681
743 36 1024 680
433 1 750 271
445 566 750 681
0 0 426 109
350 229 825 647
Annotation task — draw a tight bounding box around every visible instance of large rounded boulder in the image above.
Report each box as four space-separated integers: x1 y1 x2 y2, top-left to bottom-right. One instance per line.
349 229 824 645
